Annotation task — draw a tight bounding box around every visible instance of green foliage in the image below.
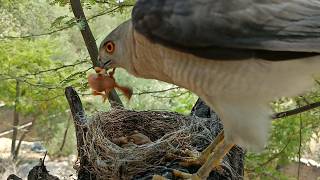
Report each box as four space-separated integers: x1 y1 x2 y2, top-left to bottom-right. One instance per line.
1 2 320 180
246 95 320 179
45 119 76 156
0 38 73 140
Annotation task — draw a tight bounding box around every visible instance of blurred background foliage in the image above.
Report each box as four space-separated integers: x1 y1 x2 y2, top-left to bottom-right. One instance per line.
0 0 320 179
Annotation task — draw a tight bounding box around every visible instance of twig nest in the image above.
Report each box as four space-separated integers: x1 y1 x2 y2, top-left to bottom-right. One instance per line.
83 107 222 179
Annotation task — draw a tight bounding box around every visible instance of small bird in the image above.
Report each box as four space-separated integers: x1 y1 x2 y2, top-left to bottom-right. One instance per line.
98 0 320 179
127 130 152 145
88 67 133 101
112 130 152 147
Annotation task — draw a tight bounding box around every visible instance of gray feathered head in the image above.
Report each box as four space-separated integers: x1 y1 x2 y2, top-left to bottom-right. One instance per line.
98 20 133 70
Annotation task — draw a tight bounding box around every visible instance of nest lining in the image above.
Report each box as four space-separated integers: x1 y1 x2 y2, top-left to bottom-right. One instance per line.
81 108 223 179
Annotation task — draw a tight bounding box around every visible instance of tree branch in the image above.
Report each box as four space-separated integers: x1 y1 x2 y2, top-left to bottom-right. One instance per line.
70 0 122 106
23 60 88 77
70 0 99 67
94 0 134 6
150 91 189 98
258 140 291 167
0 60 88 81
134 87 181 95
11 80 20 159
59 113 71 152
14 118 36 160
272 101 320 119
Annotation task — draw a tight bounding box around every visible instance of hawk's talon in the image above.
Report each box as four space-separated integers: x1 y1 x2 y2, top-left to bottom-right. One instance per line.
181 149 199 158
159 131 233 179
179 131 224 168
212 165 224 174
179 158 202 167
172 169 192 178
152 175 168 180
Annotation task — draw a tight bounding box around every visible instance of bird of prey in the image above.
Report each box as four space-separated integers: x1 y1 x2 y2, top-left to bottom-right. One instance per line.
98 0 320 179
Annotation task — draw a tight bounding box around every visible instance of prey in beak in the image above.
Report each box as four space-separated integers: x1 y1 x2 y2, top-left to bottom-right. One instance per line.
94 67 106 75
88 67 133 102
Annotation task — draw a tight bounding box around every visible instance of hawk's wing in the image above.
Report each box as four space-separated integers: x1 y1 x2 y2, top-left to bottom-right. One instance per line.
132 0 320 54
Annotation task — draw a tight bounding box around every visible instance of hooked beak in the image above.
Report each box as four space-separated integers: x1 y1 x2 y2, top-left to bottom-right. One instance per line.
103 59 112 69
98 55 112 69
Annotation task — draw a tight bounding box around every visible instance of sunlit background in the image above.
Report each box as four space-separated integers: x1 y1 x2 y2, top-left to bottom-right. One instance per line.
0 0 320 179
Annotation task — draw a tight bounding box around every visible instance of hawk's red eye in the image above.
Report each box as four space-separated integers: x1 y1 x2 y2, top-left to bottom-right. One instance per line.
105 41 115 54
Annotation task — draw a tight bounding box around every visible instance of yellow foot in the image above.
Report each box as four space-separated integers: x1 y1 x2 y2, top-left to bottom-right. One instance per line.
153 170 201 180
180 131 234 179
194 137 234 179
152 175 168 180
173 170 202 180
153 131 234 179
180 131 225 167
212 165 224 174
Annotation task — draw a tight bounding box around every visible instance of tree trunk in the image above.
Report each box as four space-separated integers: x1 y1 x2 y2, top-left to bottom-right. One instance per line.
11 80 20 159
13 118 36 160
65 86 96 180
69 0 122 106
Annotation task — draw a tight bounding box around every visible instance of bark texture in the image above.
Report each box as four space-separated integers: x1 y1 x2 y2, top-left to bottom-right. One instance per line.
65 87 96 180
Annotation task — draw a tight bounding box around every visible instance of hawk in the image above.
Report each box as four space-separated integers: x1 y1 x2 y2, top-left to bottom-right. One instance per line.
98 0 320 179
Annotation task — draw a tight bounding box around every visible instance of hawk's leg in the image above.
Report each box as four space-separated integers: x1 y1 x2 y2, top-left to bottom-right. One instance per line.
192 139 234 179
152 131 234 179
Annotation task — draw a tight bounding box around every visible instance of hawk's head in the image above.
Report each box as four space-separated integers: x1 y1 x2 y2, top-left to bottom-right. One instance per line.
98 20 133 71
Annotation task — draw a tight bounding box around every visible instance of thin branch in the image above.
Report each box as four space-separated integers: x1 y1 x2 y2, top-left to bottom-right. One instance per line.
14 118 36 160
0 26 72 39
80 87 182 98
297 110 302 180
134 87 180 96
22 60 88 77
33 94 65 102
95 0 134 6
245 139 292 173
18 78 62 89
272 101 320 119
0 122 33 137
0 60 88 81
0 5 128 39
150 91 189 98
0 75 65 89
59 113 71 152
258 140 291 167
60 67 92 84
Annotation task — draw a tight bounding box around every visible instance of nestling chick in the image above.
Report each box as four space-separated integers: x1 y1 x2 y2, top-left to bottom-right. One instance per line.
111 130 152 147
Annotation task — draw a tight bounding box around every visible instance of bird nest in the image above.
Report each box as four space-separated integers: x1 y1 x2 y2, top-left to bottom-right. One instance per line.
81 108 222 179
